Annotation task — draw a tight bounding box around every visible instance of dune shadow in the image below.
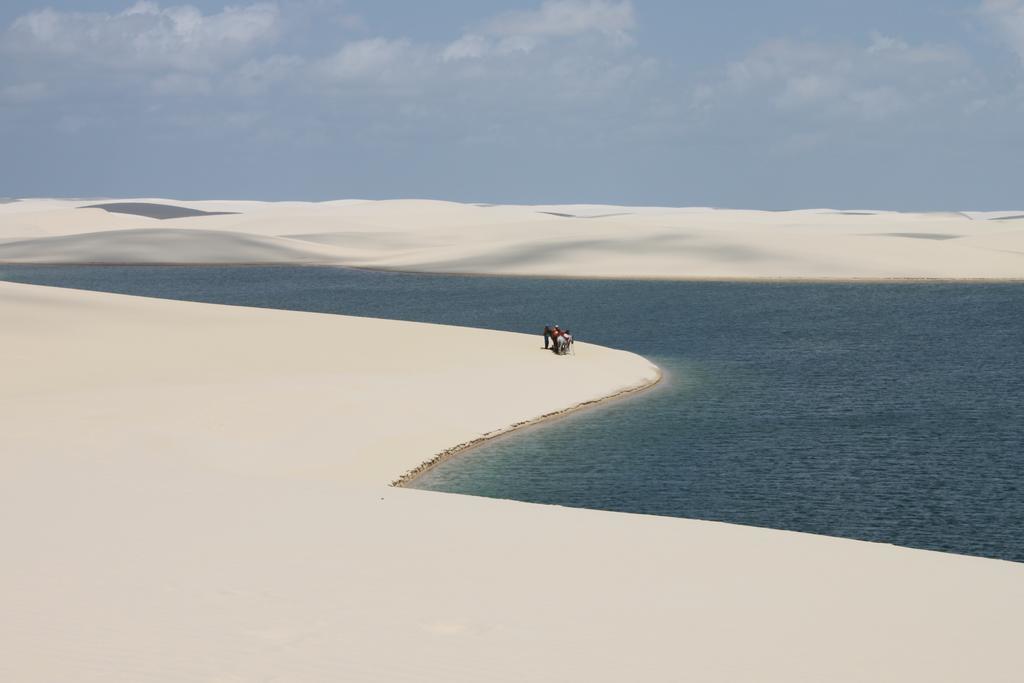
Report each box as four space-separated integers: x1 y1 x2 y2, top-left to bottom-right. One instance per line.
0 227 322 264
285 231 442 249
420 233 780 271
536 211 635 219
81 202 239 220
873 233 962 241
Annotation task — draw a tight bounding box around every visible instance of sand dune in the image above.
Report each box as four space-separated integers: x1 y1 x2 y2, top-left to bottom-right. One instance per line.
0 227 347 264
0 207 157 240
1 280 656 484
962 211 1024 221
2 281 1022 682
2 198 1024 277
953 228 1024 255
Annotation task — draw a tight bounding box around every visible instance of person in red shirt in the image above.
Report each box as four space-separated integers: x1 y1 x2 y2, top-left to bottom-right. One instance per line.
552 326 566 354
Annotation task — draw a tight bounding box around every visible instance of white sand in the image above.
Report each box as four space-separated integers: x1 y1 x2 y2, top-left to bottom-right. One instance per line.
2 280 1023 682
2 198 1024 278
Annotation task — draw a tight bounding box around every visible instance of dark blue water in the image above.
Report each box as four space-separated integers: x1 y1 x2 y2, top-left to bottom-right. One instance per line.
3 265 1022 562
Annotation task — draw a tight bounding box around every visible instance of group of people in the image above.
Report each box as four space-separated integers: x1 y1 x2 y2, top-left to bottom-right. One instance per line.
543 325 574 355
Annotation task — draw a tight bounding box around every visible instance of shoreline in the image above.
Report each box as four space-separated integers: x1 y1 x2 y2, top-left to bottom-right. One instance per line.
4 261 1024 284
391 366 664 487
345 264 1024 284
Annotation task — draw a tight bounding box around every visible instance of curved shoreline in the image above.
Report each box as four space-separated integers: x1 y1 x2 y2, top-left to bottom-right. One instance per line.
5 261 1024 283
391 365 664 488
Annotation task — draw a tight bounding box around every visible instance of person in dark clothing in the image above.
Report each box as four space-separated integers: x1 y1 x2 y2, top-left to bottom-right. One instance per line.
543 325 553 349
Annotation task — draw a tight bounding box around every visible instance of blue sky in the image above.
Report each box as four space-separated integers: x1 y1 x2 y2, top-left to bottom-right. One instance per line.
1 1 1023 208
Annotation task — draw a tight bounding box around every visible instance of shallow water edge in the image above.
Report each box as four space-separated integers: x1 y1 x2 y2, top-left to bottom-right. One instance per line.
392 368 664 487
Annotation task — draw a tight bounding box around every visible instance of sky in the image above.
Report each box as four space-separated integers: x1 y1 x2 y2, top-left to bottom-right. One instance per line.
1 0 1023 209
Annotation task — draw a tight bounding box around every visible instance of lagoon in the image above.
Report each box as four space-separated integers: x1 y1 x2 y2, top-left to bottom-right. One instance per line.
3 265 1021 562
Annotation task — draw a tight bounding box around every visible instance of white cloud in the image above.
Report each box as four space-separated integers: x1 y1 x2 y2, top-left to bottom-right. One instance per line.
865 31 965 65
980 0 1024 63
697 35 969 120
0 0 654 135
1 0 644 103
441 0 634 62
319 38 415 81
442 34 488 62
312 0 644 100
779 74 843 107
483 0 634 41
4 2 280 71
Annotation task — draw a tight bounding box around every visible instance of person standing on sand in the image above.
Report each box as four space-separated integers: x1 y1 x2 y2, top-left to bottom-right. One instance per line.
543 325 553 349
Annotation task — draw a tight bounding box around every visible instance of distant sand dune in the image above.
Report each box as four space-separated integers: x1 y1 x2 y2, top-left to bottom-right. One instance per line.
2 197 1024 278
0 228 345 264
952 228 1024 256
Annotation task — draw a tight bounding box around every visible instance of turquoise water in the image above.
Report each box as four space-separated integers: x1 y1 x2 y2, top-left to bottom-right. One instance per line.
2 265 1022 562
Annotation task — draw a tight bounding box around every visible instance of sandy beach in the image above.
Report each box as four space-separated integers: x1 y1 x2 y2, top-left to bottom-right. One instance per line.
3 195 1024 682
2 272 1024 682
2 198 1023 278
